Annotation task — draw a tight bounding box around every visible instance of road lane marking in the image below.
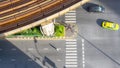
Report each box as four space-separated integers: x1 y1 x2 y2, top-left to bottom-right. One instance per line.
66 48 77 50
82 39 85 68
66 62 77 64
66 53 77 55
66 39 76 41
66 42 77 44
66 50 77 52
66 59 77 61
65 65 78 67
66 56 77 59
66 44 77 47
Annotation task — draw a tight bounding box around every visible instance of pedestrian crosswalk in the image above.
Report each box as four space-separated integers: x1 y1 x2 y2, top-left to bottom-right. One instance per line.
65 39 78 68
65 10 76 24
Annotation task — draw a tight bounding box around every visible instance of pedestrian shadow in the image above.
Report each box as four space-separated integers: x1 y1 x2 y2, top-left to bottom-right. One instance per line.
0 39 43 68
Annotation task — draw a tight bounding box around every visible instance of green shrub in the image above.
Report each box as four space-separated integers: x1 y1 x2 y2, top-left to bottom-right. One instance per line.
54 24 65 37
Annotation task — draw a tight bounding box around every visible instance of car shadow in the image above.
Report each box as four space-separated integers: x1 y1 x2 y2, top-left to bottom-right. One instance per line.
96 19 105 27
96 19 111 27
82 2 98 12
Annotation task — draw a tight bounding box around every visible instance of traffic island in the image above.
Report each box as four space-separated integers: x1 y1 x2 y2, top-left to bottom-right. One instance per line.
6 22 77 40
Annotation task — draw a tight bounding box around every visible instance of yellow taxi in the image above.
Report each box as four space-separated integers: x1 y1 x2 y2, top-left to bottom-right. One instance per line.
102 21 119 30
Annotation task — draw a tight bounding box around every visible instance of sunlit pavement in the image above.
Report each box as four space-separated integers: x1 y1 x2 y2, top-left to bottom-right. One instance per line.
77 0 120 68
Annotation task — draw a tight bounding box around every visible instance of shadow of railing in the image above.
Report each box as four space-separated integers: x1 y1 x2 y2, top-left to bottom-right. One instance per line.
43 56 57 68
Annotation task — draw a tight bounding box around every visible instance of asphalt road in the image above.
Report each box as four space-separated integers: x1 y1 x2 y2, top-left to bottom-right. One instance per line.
77 0 120 68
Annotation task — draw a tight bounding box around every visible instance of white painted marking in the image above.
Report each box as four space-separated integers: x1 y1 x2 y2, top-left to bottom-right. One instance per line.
66 59 77 61
82 39 84 43
66 48 77 50
28 48 34 50
66 44 77 47
43 48 48 50
66 56 77 59
65 18 76 20
66 53 77 55
65 65 78 67
66 50 77 52
65 16 76 17
65 13 76 16
65 20 76 23
66 39 76 41
66 62 77 64
82 39 85 68
66 42 77 44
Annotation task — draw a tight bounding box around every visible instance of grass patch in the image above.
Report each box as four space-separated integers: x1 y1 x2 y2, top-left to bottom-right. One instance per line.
54 24 65 37
8 26 43 37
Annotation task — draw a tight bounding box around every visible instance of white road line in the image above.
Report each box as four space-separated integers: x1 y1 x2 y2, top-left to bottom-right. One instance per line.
66 39 76 41
65 65 78 67
65 16 76 17
66 48 77 50
65 18 76 20
66 53 77 55
66 42 77 44
82 39 85 68
66 59 77 61
65 20 76 23
66 62 77 64
43 48 48 50
66 44 77 47
66 50 77 52
28 48 34 50
66 56 77 59
65 13 76 16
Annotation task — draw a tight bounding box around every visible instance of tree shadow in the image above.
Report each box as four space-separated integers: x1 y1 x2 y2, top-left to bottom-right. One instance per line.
0 39 43 68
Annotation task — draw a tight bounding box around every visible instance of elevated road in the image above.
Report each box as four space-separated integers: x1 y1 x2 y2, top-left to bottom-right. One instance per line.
0 0 89 38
